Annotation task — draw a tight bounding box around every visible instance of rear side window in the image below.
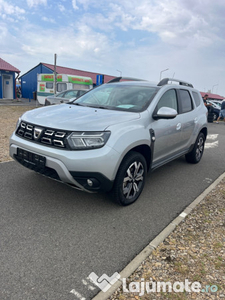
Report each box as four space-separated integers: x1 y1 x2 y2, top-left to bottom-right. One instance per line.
192 91 201 107
179 90 193 113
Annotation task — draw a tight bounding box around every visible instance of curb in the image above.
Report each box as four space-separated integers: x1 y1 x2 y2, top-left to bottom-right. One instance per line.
92 171 225 300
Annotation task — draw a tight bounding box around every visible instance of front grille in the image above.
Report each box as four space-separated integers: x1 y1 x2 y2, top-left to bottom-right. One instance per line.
16 121 71 149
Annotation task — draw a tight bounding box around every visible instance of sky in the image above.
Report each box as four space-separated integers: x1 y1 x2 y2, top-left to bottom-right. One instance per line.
1 0 225 96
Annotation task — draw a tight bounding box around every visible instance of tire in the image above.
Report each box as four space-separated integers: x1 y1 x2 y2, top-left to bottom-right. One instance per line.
112 151 147 206
208 115 214 123
185 133 205 164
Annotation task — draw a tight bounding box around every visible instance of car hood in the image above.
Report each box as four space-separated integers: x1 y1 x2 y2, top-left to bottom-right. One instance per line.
22 104 140 131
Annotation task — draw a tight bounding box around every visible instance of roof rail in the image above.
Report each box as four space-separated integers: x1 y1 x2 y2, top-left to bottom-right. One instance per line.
107 77 147 83
157 78 194 88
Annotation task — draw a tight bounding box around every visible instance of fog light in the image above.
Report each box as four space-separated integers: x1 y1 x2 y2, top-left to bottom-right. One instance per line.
87 179 93 187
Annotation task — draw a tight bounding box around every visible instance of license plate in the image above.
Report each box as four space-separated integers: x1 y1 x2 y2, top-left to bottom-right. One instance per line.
17 148 46 168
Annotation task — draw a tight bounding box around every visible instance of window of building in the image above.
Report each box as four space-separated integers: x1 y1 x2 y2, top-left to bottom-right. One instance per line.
46 82 53 89
57 83 67 92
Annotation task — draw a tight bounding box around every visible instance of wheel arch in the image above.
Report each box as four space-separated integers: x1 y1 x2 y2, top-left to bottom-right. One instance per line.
200 127 207 140
119 144 152 173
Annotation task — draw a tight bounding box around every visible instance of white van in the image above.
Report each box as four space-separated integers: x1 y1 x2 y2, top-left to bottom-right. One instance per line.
37 74 93 105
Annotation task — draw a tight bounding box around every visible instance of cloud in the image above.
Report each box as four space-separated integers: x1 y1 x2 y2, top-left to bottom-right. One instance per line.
0 0 25 19
26 0 47 8
1 0 225 96
77 0 225 49
72 0 78 10
76 0 94 10
58 4 66 12
42 16 55 23
20 24 116 60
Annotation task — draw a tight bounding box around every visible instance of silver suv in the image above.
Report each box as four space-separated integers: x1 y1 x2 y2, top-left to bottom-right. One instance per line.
10 78 208 205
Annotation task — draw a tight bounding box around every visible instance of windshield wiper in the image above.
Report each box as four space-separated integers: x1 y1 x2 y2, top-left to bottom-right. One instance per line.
71 102 86 106
71 103 110 109
88 105 110 110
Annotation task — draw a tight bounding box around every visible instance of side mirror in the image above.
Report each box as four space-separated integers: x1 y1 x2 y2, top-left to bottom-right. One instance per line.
153 107 178 119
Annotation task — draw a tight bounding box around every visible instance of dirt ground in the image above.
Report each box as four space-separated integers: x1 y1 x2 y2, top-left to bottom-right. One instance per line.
0 106 34 162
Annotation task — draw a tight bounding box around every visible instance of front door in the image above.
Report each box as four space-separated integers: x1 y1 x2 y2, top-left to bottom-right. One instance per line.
151 89 183 166
3 75 13 99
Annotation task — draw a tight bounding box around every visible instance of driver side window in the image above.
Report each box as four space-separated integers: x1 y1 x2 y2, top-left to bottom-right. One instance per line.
156 89 178 112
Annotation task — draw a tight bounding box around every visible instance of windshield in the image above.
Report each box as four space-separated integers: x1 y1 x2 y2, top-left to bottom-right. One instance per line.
71 84 158 112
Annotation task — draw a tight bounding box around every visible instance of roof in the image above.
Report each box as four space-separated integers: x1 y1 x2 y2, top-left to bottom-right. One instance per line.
41 63 115 84
0 58 20 73
200 92 224 100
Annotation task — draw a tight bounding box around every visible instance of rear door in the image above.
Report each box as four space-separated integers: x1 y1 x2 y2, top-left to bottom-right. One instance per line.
177 89 197 149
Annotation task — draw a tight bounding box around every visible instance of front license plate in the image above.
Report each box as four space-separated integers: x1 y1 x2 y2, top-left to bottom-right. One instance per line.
17 148 46 168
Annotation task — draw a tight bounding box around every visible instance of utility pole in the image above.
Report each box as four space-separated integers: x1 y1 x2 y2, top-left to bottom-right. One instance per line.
159 68 169 81
54 53 57 94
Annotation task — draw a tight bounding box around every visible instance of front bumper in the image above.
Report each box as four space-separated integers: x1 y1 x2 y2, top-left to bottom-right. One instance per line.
10 133 118 192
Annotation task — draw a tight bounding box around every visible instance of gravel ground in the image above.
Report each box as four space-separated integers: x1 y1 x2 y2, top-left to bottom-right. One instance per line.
110 182 225 300
1 106 224 299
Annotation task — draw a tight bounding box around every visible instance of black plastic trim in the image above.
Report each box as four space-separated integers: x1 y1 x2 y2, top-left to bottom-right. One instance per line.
14 154 61 181
69 171 114 192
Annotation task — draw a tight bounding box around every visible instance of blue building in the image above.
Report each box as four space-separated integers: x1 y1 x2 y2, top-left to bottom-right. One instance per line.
0 58 20 99
20 63 53 99
19 62 115 99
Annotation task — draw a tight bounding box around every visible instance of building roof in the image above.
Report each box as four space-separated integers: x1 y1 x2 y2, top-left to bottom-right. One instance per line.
200 92 224 100
0 58 20 73
41 63 115 84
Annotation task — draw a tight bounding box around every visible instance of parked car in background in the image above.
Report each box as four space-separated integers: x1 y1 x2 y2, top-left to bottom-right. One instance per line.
210 100 222 108
37 74 93 105
207 100 221 120
45 89 88 105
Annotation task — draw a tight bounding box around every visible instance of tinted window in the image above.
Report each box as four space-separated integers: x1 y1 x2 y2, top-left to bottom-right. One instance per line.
180 90 193 113
156 89 178 111
192 91 201 107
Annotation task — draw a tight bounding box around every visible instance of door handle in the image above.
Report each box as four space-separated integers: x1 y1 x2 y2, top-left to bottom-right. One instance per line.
176 123 181 130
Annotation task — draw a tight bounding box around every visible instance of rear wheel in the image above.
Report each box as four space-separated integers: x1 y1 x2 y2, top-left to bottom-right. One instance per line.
112 151 147 206
185 133 205 164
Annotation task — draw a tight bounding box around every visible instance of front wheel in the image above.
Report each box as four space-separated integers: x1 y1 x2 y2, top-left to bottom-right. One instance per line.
185 133 205 164
112 151 147 206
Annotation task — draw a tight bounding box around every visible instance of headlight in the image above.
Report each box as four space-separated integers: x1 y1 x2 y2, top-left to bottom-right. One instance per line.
67 131 111 150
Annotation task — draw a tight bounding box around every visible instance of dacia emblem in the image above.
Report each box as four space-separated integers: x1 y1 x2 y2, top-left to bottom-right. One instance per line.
34 127 43 140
